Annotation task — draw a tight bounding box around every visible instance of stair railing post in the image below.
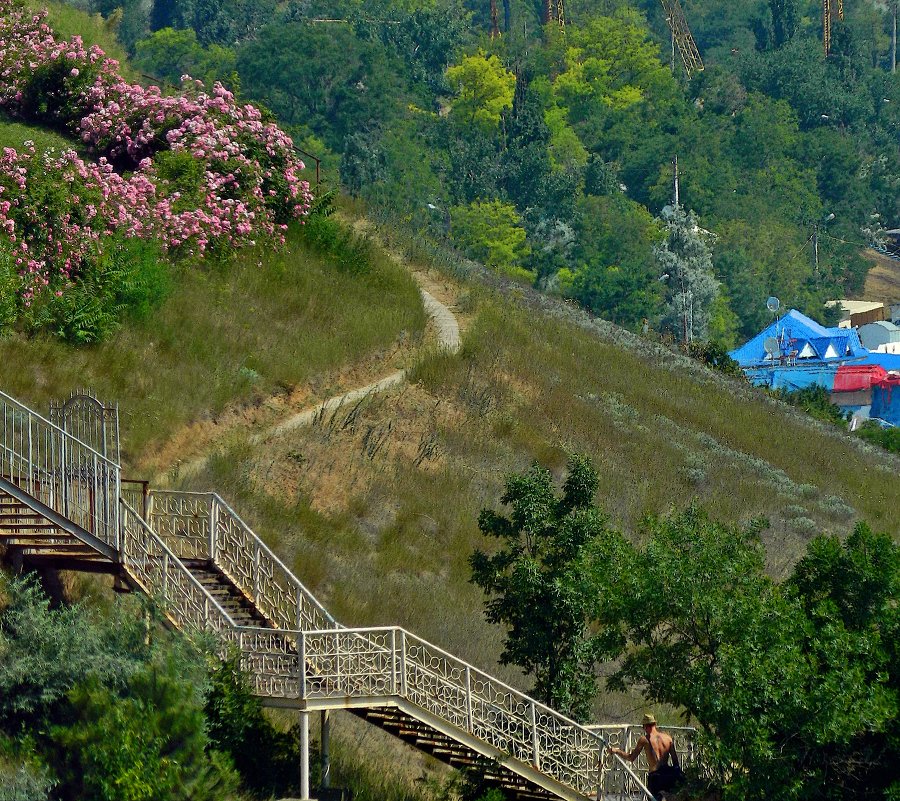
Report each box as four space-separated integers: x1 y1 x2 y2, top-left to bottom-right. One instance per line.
390 628 398 695
465 666 473 731
399 629 407 698
113 468 121 554
299 631 307 699
119 501 127 566
296 588 303 632
253 542 260 603
299 710 310 800
208 496 218 563
162 552 169 604
26 414 33 495
91 450 98 537
530 700 541 770
60 430 68 519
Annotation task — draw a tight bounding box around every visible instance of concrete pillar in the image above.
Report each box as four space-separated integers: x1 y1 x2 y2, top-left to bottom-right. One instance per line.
321 710 331 790
300 710 310 800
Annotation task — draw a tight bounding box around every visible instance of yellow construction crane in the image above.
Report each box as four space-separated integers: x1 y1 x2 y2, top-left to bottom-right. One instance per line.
659 0 704 78
823 0 845 55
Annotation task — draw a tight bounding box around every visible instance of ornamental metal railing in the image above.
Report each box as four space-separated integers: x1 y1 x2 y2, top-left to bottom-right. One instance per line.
0 388 657 800
0 389 120 549
119 499 235 633
591 724 697 788
220 624 653 800
146 490 336 632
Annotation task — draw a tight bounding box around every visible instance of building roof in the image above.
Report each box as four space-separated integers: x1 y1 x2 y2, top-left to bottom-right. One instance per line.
730 309 866 367
826 299 886 319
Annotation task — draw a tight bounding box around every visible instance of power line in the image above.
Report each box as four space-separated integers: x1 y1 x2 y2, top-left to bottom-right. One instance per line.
819 230 874 249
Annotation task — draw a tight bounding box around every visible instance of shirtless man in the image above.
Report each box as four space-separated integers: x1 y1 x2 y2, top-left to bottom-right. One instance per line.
609 713 682 799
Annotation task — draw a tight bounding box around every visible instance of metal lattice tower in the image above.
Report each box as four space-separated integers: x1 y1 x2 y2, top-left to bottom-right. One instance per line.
542 0 565 28
659 0 704 79
823 0 845 55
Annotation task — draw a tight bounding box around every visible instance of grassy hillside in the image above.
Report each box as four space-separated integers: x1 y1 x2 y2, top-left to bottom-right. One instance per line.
105 217 895 722
0 222 426 464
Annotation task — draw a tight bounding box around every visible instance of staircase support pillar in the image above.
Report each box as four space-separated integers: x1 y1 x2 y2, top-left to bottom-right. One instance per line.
300 710 310 800
321 710 331 790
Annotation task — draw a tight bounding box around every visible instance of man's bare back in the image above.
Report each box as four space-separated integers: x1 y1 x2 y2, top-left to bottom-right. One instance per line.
638 728 675 771
609 718 678 771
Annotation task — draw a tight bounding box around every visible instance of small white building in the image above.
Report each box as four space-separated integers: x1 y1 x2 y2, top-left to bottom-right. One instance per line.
827 300 886 328
858 320 900 353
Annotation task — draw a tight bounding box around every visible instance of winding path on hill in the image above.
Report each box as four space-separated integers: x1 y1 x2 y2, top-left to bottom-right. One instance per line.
263 287 460 439
151 251 463 484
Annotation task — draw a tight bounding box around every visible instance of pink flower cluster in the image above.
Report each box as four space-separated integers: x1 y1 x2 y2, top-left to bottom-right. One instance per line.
0 0 314 304
0 143 157 304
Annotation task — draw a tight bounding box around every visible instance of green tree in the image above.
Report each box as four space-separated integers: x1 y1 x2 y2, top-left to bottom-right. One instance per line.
568 194 662 329
134 28 236 86
205 654 303 796
586 507 900 801
768 0 799 48
450 200 530 274
655 204 720 344
469 456 609 720
551 8 674 123
51 654 238 801
238 23 405 150
445 52 516 132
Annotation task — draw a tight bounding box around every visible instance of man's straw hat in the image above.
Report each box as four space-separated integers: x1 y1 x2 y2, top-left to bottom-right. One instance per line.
641 713 657 726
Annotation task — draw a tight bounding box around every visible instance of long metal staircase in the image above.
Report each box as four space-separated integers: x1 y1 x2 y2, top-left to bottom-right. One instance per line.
0 388 686 801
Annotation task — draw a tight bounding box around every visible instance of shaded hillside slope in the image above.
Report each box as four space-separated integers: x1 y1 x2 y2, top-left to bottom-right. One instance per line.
130 221 898 719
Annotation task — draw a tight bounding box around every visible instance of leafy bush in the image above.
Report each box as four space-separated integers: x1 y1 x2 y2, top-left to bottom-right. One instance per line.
686 339 744 376
770 385 848 428
856 421 900 454
299 213 376 275
0 573 243 801
0 0 315 340
28 236 169 344
51 660 239 801
205 653 304 797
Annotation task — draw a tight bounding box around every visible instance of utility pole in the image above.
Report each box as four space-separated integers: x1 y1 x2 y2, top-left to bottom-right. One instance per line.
892 0 897 72
812 212 835 275
813 222 819 273
673 155 680 208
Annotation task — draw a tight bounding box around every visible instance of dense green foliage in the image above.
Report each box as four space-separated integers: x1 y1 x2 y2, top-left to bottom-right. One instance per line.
474 462 900 800
470 455 605 720
105 0 900 345
771 384 850 427
855 418 900 452
0 573 305 800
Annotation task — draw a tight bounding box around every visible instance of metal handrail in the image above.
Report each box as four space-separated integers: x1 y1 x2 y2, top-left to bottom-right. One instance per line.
0 390 120 549
222 623 652 799
120 499 236 628
146 490 337 631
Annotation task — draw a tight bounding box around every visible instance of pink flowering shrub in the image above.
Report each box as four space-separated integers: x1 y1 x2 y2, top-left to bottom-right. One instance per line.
0 0 314 340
